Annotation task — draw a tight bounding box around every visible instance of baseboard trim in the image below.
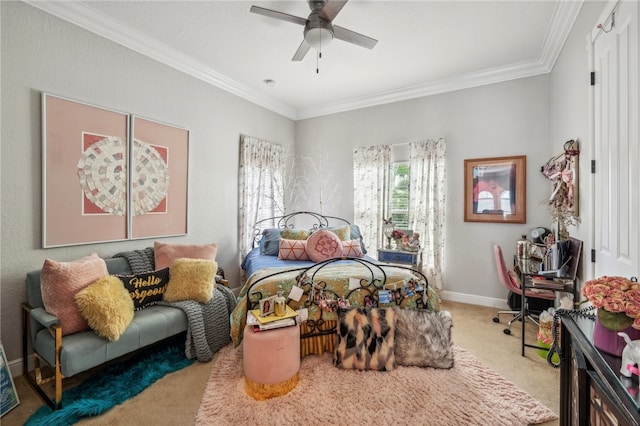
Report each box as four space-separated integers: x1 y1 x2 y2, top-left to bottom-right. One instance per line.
440 291 509 310
8 355 29 378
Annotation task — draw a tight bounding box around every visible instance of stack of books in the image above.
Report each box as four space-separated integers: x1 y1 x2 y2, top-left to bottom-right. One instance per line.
247 305 298 332
530 276 569 290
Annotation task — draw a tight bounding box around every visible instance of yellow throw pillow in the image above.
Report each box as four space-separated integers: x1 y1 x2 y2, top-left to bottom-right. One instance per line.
75 276 134 341
164 258 217 304
327 225 351 241
280 229 310 240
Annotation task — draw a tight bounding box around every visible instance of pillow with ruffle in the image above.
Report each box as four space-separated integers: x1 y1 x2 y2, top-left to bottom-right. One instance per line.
278 238 310 260
154 241 217 270
40 253 109 335
306 229 344 262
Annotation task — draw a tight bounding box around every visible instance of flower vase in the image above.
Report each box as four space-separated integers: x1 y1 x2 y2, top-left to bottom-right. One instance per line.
593 317 640 357
394 239 403 250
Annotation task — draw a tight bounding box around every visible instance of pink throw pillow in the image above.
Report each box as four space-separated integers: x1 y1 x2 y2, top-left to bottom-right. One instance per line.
278 239 310 260
306 229 344 262
154 241 218 270
342 239 364 257
40 253 109 335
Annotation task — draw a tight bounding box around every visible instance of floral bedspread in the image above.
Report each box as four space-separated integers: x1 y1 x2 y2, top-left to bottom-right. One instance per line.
230 262 440 347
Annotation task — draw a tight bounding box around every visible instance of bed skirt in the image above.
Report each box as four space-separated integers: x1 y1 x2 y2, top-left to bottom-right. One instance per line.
300 320 338 357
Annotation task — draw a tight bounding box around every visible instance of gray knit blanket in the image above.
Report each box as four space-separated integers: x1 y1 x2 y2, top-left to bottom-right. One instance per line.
114 248 237 362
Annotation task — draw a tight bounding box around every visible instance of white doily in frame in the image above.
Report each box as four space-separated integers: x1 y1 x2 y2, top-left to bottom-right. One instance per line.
77 136 169 216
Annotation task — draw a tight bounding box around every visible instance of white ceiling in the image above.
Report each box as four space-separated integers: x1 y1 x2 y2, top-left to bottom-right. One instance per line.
26 0 583 120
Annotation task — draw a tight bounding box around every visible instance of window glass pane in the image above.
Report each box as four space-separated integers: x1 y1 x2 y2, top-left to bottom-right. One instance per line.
500 190 512 214
477 191 494 213
390 162 410 229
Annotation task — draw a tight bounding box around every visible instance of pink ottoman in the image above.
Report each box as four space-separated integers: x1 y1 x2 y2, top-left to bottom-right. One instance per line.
243 324 300 400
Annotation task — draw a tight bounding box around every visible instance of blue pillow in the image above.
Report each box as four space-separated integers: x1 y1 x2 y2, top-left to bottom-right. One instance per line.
350 224 367 254
259 228 281 256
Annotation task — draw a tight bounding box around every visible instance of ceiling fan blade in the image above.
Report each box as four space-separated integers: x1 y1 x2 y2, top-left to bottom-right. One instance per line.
292 39 311 61
319 0 348 21
333 25 378 49
250 5 307 26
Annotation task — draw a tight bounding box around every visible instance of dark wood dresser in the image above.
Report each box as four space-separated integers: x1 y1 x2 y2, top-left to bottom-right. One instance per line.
560 315 640 425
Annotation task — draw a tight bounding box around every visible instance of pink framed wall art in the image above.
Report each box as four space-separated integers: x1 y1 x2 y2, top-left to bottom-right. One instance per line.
42 93 188 248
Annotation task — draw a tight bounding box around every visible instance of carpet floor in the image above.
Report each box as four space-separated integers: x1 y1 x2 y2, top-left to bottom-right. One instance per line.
24 342 194 426
195 343 557 426
4 302 560 425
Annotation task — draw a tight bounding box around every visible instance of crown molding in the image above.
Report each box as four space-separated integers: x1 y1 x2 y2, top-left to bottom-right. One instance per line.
296 60 551 120
539 0 584 71
24 0 583 121
297 0 584 120
23 0 297 119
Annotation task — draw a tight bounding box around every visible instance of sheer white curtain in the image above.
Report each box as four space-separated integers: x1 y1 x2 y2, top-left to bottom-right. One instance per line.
238 135 286 264
353 145 391 253
409 138 447 292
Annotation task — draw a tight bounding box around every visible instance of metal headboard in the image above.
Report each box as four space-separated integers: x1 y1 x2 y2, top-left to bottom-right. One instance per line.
252 211 351 248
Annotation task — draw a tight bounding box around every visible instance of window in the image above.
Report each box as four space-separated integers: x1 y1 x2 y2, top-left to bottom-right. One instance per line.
477 191 494 213
389 162 410 229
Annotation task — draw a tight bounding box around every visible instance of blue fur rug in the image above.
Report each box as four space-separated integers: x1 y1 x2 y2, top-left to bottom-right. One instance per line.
26 342 194 426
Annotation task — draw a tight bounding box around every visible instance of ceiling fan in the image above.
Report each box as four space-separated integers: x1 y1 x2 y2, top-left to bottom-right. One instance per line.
250 0 378 62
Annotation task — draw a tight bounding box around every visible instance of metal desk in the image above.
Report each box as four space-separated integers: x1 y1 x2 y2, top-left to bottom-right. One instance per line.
516 237 582 357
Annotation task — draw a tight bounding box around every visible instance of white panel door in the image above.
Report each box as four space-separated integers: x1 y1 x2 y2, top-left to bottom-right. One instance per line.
594 0 639 278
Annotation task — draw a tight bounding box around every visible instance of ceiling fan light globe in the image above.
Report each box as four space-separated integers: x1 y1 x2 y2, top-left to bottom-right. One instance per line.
305 27 333 49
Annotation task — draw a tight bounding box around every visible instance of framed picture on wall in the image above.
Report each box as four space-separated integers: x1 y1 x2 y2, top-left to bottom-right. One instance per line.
42 94 189 247
130 116 189 239
42 93 130 247
0 343 20 417
463 155 527 224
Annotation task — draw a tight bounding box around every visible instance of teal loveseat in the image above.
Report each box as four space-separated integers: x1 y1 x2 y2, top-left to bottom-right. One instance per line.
22 252 232 409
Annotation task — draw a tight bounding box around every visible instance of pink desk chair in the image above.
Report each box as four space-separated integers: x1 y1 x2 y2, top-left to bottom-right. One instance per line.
491 244 555 335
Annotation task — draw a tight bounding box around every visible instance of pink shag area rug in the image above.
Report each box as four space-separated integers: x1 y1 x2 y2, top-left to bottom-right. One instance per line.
196 344 557 426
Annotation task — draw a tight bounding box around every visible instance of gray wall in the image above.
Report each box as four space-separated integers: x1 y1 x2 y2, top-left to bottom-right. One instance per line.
295 76 553 306
1 2 295 363
294 1 609 307
1 0 611 368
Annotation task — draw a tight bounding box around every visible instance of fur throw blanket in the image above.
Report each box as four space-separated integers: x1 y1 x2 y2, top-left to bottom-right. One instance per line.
114 248 236 362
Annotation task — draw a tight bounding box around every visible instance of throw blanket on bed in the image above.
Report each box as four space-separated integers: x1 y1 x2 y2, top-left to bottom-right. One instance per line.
114 248 236 362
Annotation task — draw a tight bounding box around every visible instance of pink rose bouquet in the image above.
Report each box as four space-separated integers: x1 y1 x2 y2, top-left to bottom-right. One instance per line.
582 276 640 331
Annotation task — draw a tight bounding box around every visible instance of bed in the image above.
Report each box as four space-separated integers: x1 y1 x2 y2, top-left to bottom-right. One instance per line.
231 211 440 357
